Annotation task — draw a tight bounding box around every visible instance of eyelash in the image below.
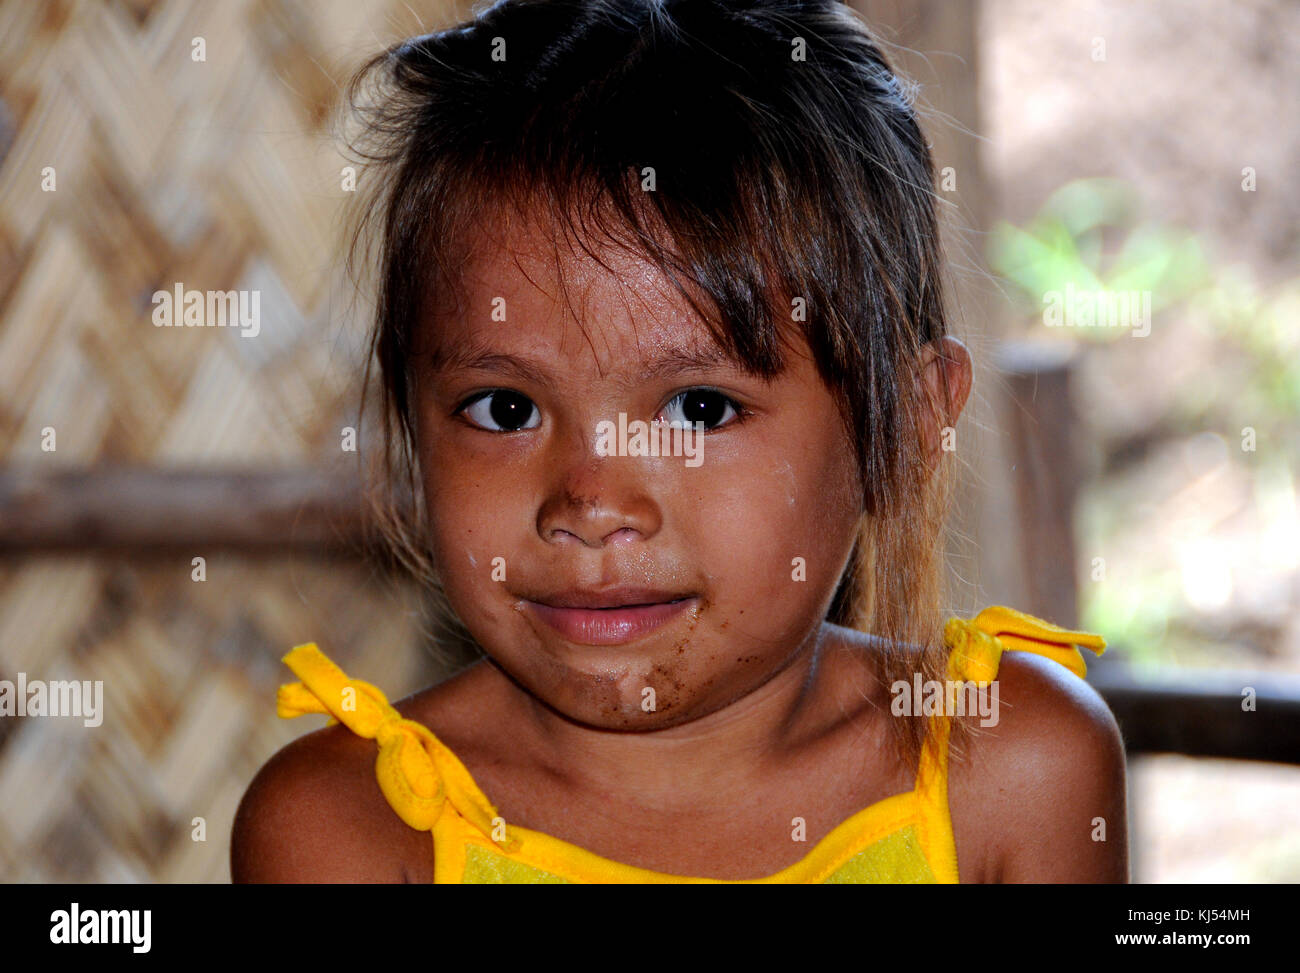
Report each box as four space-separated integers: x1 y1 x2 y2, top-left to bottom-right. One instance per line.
452 388 750 433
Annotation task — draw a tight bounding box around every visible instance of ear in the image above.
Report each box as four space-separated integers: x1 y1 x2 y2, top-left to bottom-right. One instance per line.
917 336 973 466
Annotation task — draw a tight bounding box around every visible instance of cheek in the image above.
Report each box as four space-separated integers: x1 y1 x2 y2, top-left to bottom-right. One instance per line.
676 428 861 613
419 448 527 627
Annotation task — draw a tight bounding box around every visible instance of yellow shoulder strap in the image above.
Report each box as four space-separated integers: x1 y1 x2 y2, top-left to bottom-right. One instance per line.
943 604 1107 683
913 605 1107 882
276 643 519 850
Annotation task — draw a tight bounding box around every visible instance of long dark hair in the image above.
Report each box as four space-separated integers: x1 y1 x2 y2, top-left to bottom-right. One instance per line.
341 0 965 773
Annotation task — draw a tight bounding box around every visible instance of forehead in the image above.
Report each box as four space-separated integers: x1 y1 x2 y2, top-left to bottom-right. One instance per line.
423 205 736 377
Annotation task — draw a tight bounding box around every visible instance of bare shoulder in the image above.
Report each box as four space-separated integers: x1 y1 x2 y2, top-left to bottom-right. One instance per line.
230 657 505 884
947 651 1129 883
231 715 434 884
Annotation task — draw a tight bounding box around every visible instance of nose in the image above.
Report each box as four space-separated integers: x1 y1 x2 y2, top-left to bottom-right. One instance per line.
536 456 664 548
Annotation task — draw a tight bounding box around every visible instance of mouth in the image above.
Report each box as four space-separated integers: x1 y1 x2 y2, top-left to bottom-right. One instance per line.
522 588 699 646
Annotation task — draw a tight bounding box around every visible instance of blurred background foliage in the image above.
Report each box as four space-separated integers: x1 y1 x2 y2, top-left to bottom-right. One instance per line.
988 178 1299 668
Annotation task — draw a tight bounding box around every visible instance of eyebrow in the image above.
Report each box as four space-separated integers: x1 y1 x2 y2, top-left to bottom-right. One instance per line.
425 341 748 389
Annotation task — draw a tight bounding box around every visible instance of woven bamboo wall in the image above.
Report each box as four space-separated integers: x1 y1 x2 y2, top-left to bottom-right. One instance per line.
0 0 466 882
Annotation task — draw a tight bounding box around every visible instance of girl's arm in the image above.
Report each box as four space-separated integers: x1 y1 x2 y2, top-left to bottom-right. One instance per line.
961 651 1130 883
231 728 432 883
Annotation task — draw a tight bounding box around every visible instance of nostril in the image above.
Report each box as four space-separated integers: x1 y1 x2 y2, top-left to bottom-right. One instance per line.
603 527 641 546
547 528 586 545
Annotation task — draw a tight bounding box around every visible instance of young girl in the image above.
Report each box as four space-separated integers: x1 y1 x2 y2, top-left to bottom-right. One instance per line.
232 0 1127 883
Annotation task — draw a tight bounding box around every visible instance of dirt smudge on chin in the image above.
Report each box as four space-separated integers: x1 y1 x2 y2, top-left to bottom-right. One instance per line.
650 662 686 694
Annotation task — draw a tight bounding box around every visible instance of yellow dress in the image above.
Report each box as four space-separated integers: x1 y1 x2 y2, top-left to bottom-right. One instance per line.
276 605 1105 883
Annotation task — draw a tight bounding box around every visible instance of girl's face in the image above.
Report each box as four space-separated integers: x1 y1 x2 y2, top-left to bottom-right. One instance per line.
413 213 865 730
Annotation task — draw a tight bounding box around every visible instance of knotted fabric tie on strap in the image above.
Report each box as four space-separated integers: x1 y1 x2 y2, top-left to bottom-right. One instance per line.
276 643 520 851
943 605 1107 684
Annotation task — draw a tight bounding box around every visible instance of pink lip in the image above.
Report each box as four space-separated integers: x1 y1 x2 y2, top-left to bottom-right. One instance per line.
525 597 697 645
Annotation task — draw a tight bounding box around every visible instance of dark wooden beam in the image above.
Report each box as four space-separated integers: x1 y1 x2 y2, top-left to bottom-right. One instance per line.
1090 658 1300 765
0 468 379 555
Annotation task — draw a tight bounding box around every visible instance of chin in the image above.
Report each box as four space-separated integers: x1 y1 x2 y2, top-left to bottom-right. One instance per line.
502 646 720 731
554 694 715 733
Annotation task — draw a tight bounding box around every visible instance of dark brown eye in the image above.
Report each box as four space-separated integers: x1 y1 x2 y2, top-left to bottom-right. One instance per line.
658 389 740 430
460 390 540 431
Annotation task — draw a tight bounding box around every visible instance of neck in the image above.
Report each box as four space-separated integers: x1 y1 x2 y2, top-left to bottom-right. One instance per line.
500 624 835 814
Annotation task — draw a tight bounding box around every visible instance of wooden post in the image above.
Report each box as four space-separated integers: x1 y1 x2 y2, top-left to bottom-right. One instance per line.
995 340 1083 628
